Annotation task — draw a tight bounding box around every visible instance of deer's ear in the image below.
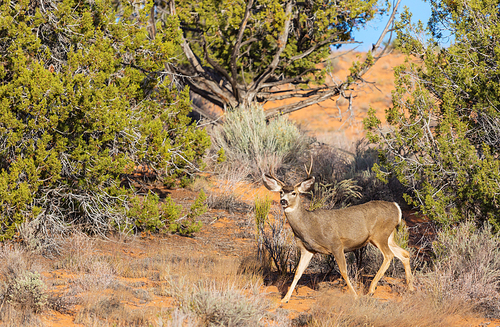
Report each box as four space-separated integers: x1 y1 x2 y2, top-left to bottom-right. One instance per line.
262 174 283 192
297 177 315 193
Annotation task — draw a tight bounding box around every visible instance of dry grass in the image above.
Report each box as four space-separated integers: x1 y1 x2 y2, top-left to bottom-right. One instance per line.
54 231 97 272
206 164 252 213
0 220 286 327
74 292 152 326
0 184 498 327
309 291 460 327
306 221 500 326
419 221 500 318
0 305 45 327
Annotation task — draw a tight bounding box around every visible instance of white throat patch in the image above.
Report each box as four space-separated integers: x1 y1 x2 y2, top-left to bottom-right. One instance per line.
284 206 296 213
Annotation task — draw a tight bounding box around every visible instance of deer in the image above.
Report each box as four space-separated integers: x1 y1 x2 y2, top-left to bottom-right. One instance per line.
262 167 414 303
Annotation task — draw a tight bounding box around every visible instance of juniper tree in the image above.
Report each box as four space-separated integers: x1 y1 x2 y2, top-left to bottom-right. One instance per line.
365 0 500 228
155 0 400 118
0 0 210 240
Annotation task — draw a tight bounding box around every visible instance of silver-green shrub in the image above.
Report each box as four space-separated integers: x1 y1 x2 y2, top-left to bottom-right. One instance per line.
6 271 48 313
212 105 307 180
188 283 270 327
424 221 500 317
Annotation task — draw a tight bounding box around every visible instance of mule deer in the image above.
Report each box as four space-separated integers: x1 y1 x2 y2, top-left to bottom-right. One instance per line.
262 173 414 303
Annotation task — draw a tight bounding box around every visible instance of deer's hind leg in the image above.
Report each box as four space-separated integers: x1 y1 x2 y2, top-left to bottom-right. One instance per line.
388 232 414 291
368 239 395 295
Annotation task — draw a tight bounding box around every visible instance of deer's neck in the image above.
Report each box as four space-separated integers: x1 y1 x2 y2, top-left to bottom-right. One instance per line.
283 201 309 230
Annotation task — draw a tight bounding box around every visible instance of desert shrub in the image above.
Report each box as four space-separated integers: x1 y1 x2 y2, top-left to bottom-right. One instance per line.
309 179 361 210
312 145 351 183
0 0 210 240
126 190 206 235
311 141 404 209
365 1 500 227
0 245 48 321
422 221 500 317
185 283 270 327
346 140 406 204
212 105 308 180
5 271 48 313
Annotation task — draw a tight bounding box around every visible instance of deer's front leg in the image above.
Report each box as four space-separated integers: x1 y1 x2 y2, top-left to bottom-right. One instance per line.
281 243 314 303
331 247 358 296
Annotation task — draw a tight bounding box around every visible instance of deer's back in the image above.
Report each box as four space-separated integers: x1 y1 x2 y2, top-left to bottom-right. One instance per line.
292 200 401 253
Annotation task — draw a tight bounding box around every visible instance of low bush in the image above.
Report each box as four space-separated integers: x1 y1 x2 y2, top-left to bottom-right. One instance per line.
0 245 48 325
5 271 48 313
125 190 206 236
421 221 500 317
182 282 270 327
211 105 308 181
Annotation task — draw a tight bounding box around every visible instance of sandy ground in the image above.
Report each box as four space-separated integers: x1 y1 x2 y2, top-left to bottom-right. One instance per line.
11 51 500 326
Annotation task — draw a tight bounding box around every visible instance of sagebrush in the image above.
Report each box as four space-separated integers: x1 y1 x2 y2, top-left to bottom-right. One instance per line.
211 105 308 180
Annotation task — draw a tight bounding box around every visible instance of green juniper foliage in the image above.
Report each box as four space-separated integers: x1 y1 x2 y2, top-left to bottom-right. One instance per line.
0 0 210 239
127 190 206 235
364 0 500 228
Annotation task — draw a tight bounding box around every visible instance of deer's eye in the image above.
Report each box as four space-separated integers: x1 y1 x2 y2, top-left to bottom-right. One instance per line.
291 192 297 196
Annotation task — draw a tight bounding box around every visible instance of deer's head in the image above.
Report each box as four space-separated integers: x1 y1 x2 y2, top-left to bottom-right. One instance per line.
262 174 315 212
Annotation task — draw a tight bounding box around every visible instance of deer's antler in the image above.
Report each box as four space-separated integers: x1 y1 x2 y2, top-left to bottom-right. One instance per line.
267 164 285 186
304 155 313 178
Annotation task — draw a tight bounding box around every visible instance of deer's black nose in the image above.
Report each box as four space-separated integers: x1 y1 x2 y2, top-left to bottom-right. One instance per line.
280 199 288 207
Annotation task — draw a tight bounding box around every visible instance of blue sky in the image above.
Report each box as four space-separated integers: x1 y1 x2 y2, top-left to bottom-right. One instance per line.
344 0 432 51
